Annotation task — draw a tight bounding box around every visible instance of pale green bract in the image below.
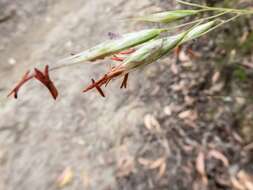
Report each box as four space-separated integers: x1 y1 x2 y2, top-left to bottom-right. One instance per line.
56 29 165 69
122 32 186 71
122 21 217 72
181 20 216 43
135 10 199 23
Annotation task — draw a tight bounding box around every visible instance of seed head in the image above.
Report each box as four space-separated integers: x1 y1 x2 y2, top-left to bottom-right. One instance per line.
56 29 166 69
135 10 199 23
122 32 187 71
180 20 216 43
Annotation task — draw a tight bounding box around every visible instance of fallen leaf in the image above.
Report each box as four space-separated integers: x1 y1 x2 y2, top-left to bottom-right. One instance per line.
163 105 172 116
196 152 208 185
178 110 197 121
179 50 191 62
237 170 253 190
138 158 152 167
158 162 166 178
139 157 167 178
208 149 229 167
231 176 245 190
184 96 195 106
116 156 135 177
144 114 161 133
212 71 220 84
209 82 224 93
149 157 166 169
57 167 73 188
239 32 249 44
170 63 179 75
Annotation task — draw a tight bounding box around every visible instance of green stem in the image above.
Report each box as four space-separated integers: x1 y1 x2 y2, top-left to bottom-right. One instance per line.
166 10 232 30
176 0 253 15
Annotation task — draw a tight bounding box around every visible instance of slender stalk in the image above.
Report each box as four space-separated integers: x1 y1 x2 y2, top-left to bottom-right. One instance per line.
166 10 232 31
176 0 210 9
200 13 242 37
176 0 253 15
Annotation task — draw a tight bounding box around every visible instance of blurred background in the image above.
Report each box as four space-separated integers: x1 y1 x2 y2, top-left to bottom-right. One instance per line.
0 0 252 190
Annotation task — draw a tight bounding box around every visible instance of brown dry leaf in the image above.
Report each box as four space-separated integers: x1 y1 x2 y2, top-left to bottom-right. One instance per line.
239 32 249 44
138 158 152 167
212 71 220 84
178 110 192 119
116 156 135 177
158 162 167 178
149 157 166 169
179 50 191 62
244 142 253 151
182 61 193 68
231 176 246 190
178 110 197 121
209 82 224 93
139 157 167 178
184 119 197 128
144 114 161 133
196 152 208 185
235 97 246 105
237 170 253 190
171 80 186 92
184 96 195 106
208 149 229 167
232 132 243 144
171 63 179 75
240 60 253 69
57 167 73 188
164 105 172 116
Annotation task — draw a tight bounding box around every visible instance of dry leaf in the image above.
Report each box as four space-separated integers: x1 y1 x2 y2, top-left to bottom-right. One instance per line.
138 158 152 166
149 157 166 169
244 142 253 151
208 149 229 167
231 176 245 190
139 157 166 178
178 110 197 121
239 32 249 44
158 162 167 178
196 152 208 185
171 80 186 91
178 110 192 119
179 50 191 62
212 71 220 84
144 114 161 132
164 105 172 116
184 96 195 106
235 97 246 105
116 156 135 177
171 63 179 74
57 167 73 188
182 61 193 67
237 170 253 190
209 82 224 93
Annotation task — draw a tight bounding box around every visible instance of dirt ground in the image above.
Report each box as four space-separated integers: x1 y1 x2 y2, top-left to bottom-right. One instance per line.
0 0 252 190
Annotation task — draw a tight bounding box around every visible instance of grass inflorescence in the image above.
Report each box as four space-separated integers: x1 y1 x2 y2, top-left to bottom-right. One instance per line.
8 0 253 99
